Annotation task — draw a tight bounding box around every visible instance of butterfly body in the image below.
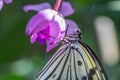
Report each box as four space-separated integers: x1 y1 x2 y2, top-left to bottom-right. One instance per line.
35 30 108 80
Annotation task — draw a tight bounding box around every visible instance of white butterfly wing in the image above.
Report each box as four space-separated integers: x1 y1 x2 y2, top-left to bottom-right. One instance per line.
35 41 108 80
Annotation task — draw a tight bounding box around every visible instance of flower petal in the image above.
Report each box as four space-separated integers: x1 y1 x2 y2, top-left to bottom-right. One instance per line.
66 19 79 34
46 16 67 52
23 3 51 12
25 9 56 35
55 16 66 43
54 12 66 31
37 26 50 40
46 42 58 53
49 14 66 44
59 1 75 17
4 0 12 4
33 26 50 45
49 18 60 44
37 37 46 45
25 13 44 35
30 33 38 44
0 1 4 11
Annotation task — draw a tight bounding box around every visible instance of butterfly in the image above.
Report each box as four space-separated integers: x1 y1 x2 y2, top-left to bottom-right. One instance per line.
35 28 108 80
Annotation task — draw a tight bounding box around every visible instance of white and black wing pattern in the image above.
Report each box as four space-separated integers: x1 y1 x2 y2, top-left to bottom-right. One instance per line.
35 40 108 80
78 41 108 80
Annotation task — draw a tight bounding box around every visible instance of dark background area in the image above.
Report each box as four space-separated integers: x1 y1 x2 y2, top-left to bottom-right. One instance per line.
0 0 120 80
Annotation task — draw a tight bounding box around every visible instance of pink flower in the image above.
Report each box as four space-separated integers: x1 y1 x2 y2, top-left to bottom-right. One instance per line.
23 2 78 52
0 0 12 11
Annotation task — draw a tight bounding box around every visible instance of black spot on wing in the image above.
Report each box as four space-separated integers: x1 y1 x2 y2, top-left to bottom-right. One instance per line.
79 41 108 79
76 77 79 80
82 76 87 80
77 60 82 66
88 68 96 80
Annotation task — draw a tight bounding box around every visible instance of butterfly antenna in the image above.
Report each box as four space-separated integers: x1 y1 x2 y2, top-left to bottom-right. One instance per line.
65 22 69 36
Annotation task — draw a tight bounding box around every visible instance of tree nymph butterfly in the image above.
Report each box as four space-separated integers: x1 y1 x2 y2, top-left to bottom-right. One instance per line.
35 28 108 80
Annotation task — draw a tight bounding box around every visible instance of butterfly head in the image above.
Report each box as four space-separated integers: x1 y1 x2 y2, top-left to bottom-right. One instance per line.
73 28 82 36
63 28 82 45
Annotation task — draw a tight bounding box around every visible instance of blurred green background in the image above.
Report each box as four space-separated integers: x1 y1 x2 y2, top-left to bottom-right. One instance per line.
0 0 120 80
